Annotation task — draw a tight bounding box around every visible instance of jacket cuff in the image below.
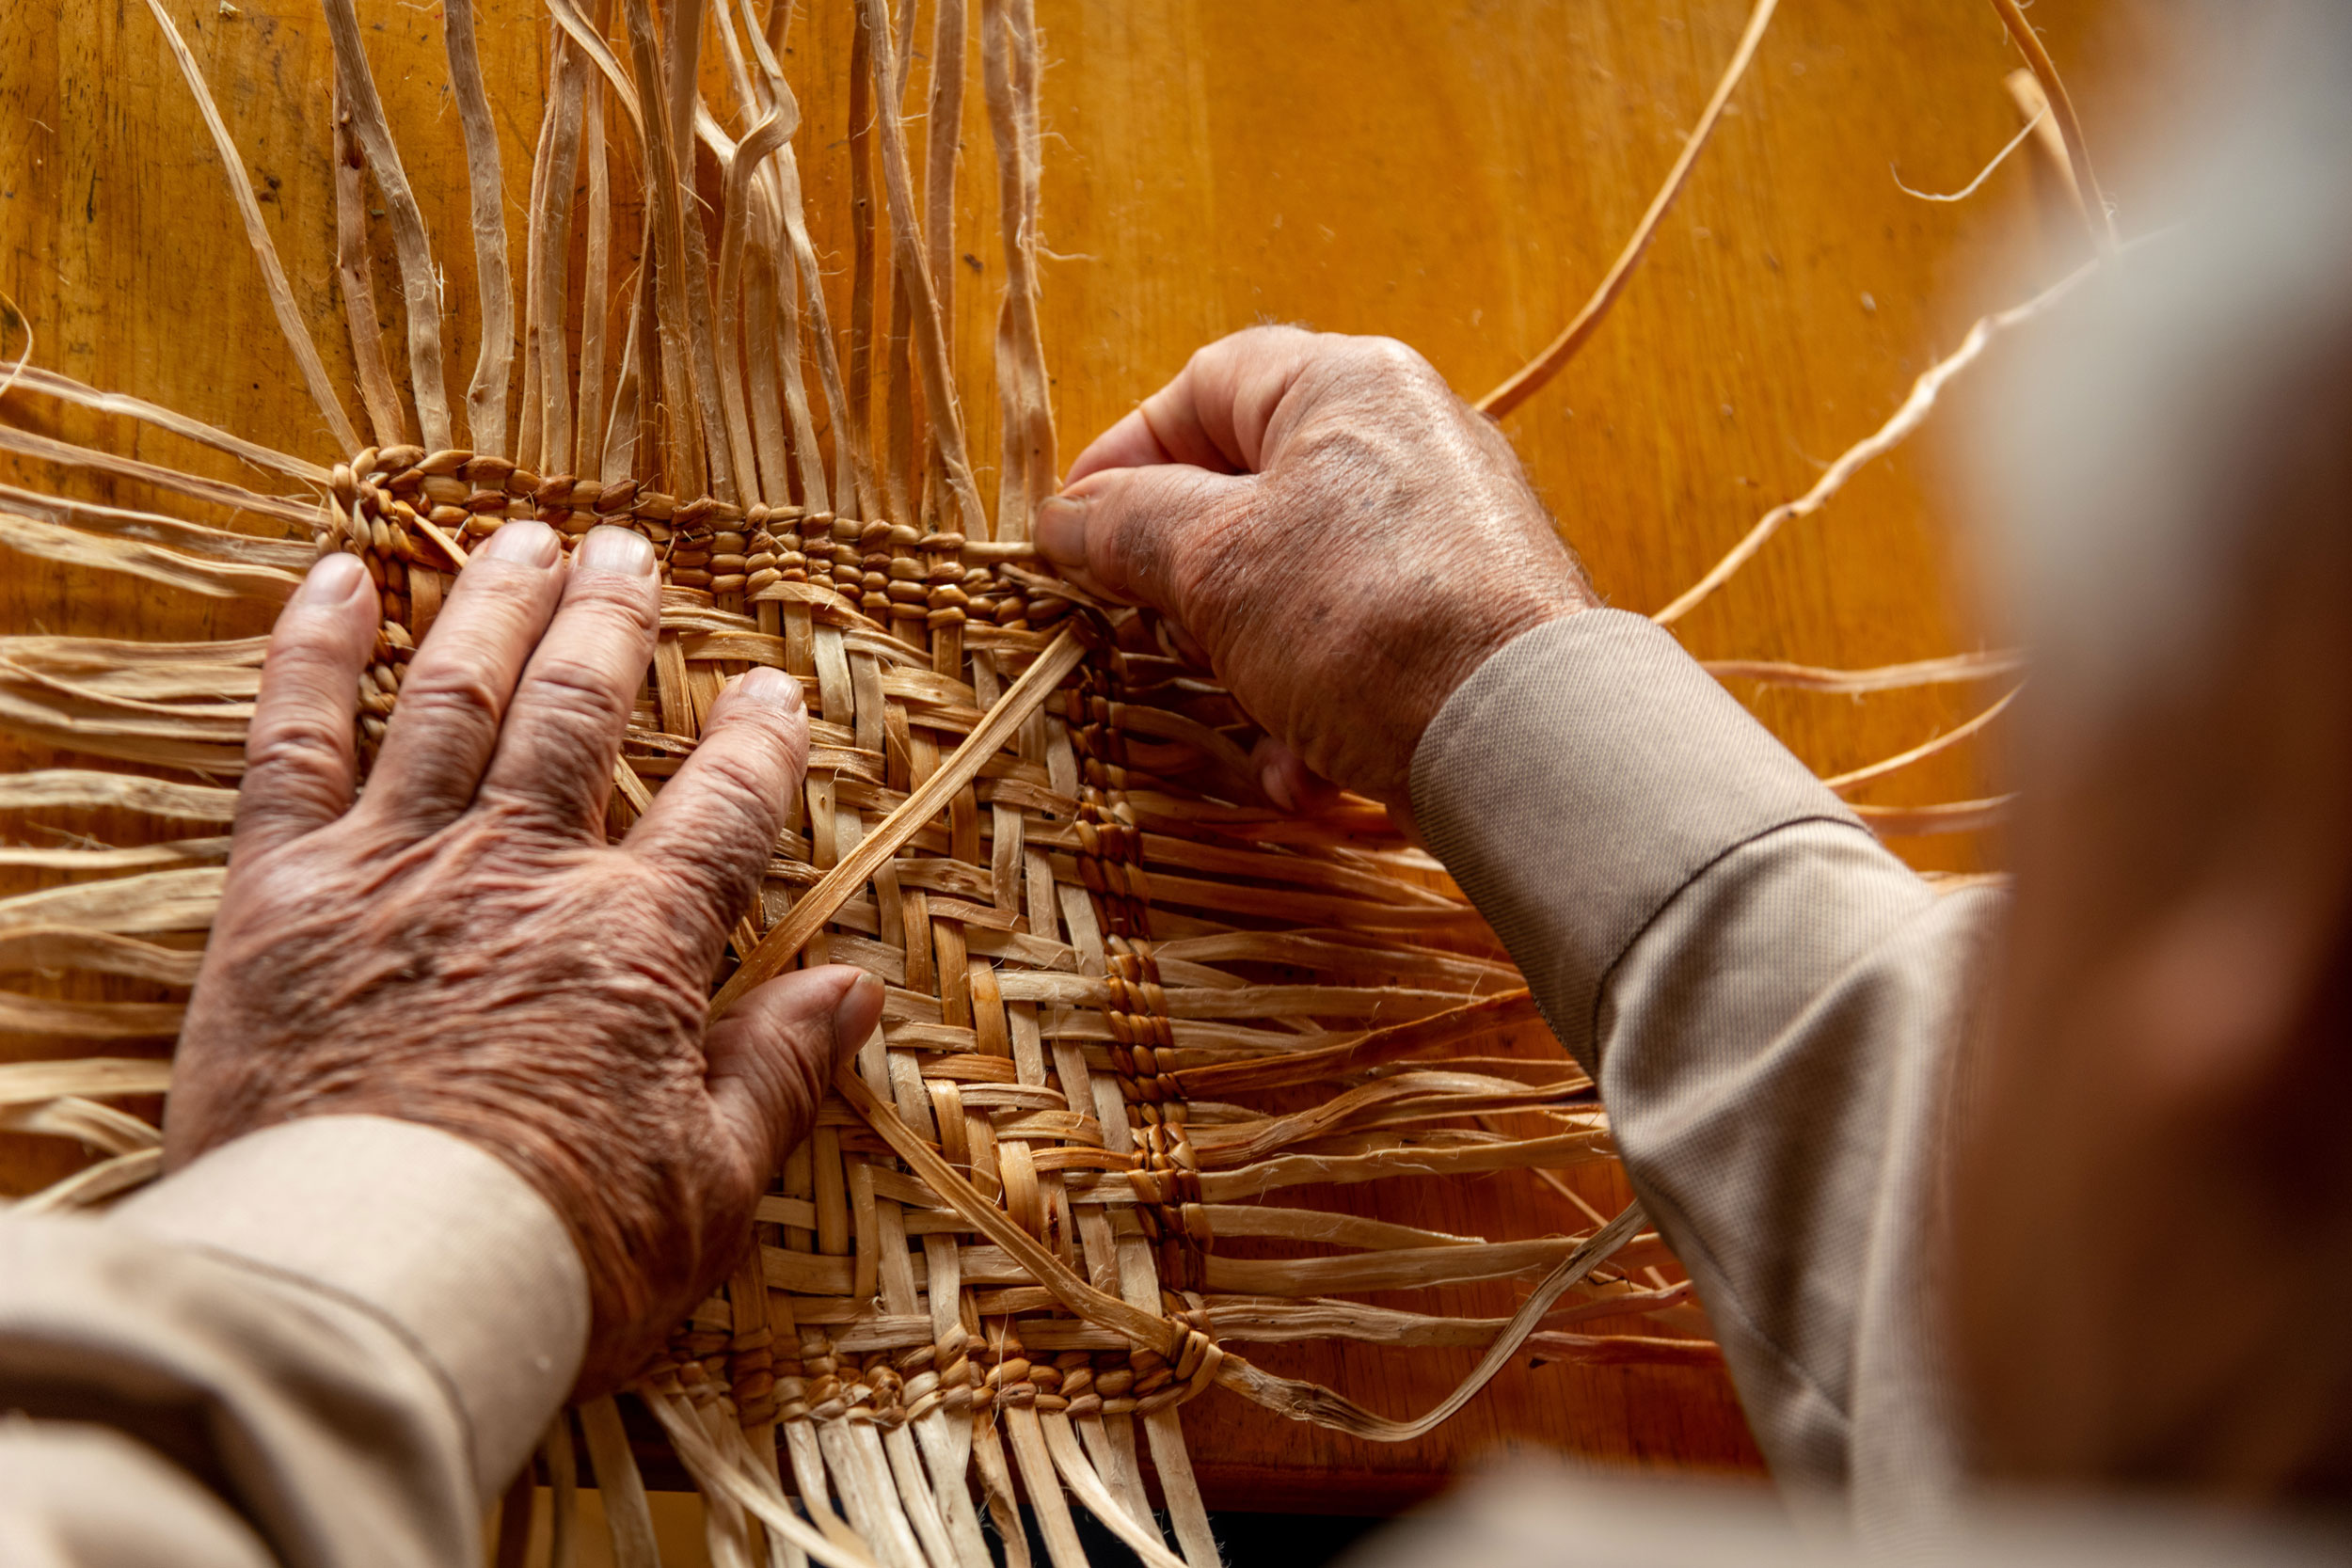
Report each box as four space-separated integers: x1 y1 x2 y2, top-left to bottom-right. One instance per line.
1408 609 1866 1070
112 1115 589 1498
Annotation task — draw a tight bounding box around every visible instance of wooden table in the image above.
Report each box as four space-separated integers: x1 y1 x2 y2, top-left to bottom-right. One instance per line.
0 0 2184 1518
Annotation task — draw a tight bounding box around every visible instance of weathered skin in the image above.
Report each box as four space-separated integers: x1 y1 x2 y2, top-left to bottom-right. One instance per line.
1041 325 1597 816
167 519 882 1392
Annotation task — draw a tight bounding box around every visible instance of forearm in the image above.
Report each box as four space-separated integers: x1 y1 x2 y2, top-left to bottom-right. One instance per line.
0 1117 587 1567
1411 610 2003 1499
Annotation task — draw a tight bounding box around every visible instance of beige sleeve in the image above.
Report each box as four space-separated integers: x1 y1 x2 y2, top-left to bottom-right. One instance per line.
1410 610 2005 1535
0 1115 589 1567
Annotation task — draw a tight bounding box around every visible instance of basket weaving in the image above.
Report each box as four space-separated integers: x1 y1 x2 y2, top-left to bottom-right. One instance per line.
0 0 2107 1560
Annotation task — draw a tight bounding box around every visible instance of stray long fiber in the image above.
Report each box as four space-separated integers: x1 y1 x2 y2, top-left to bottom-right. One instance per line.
330 79 412 449
857 0 990 538
1477 0 1778 419
619 0 709 496
1989 0 2117 254
137 0 360 452
731 0 846 511
1703 648 2024 692
1823 686 2019 796
6 365 326 483
664 0 743 507
977 0 1057 540
1219 1201 1647 1441
1653 248 2115 626
576 49 616 477
440 0 516 455
1854 795 2015 837
1894 105 2046 204
318 0 454 451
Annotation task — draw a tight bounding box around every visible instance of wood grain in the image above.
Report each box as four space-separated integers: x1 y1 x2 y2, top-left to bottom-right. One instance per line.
0 0 2190 1511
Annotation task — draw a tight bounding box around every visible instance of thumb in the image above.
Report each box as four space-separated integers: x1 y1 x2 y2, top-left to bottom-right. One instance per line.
1037 463 1249 620
706 964 883 1174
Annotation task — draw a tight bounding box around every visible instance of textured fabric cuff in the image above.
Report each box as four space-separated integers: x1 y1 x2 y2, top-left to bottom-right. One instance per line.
112 1115 588 1499
1408 609 1865 1070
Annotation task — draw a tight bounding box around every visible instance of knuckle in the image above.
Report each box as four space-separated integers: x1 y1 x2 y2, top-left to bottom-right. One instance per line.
1224 322 1311 355
713 693 810 775
688 745 792 836
516 654 637 735
628 750 794 918
1317 335 1443 406
391 667 506 729
260 636 347 684
444 564 548 632
245 710 351 776
767 1052 827 1142
651 847 762 924
233 780 348 843
650 807 780 909
1103 492 1165 574
1283 420 1391 488
1349 334 1425 372
1209 327 1262 357
1196 324 1299 385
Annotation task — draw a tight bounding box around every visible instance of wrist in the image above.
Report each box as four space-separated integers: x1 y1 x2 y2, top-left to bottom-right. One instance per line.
119 1115 591 1497
1408 574 1595 755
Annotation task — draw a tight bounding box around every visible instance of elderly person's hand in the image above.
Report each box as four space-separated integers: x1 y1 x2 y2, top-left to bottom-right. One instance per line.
1040 325 1596 815
164 519 882 1393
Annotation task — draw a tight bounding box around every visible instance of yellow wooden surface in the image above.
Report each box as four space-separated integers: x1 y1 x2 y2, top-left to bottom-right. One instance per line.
0 0 2185 1511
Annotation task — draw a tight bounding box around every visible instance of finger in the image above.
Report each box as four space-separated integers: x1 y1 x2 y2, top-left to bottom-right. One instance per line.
1064 325 1321 487
1250 734 1341 815
624 666 809 950
1156 325 1326 472
476 526 660 834
1035 464 1249 615
1061 404 1177 487
1043 325 1342 612
362 521 566 833
706 966 882 1178
233 552 381 856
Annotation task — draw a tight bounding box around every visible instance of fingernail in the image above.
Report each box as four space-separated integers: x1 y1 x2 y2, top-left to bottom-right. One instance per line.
1036 494 1088 565
831 970 884 1057
296 550 367 605
576 523 656 576
738 665 804 710
476 518 562 567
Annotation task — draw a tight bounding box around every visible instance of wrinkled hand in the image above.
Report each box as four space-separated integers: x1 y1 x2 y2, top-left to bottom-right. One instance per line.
1040 325 1594 814
167 520 882 1393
